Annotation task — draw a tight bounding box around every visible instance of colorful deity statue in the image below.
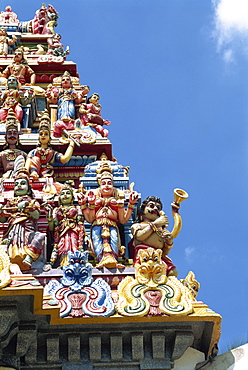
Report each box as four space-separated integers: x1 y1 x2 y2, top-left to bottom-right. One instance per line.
0 76 35 123
0 110 26 179
47 33 69 58
79 93 111 137
0 27 17 56
25 111 75 182
32 4 58 35
130 189 188 277
43 183 87 270
0 168 45 270
81 163 138 269
46 71 89 137
0 48 36 85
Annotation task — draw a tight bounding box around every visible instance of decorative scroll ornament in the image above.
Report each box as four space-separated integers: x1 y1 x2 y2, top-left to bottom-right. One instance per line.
116 247 197 317
38 55 64 64
136 248 167 287
44 251 115 318
180 270 200 300
59 128 96 145
61 250 93 290
79 128 96 144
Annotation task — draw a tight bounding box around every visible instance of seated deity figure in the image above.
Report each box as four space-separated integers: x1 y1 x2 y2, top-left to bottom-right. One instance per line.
79 93 111 137
0 168 45 270
0 48 36 85
47 33 69 58
80 163 138 269
46 71 89 136
0 76 35 123
25 111 75 182
0 109 26 179
130 191 188 277
0 27 17 55
43 182 87 270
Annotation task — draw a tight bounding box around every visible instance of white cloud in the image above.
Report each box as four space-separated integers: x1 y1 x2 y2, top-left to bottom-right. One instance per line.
184 246 195 262
223 48 234 63
213 0 248 61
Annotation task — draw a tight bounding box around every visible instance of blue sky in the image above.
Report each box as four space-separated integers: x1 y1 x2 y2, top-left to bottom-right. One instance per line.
4 0 248 353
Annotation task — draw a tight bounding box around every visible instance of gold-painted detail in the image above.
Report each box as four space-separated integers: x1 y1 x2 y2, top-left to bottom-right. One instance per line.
55 172 85 178
0 248 11 288
180 271 200 300
116 248 196 317
136 248 167 287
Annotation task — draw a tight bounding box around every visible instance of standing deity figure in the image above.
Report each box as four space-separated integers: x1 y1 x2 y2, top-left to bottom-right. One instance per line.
0 168 45 270
46 71 89 136
0 48 36 85
130 190 188 277
0 76 34 123
81 164 138 269
79 93 111 137
0 27 17 55
0 110 26 179
25 111 75 181
43 183 87 270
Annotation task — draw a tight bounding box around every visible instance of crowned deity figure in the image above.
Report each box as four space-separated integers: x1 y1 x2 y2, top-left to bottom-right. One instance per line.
25 111 75 183
43 182 87 270
0 48 36 85
0 75 35 124
46 71 89 136
0 109 26 179
0 168 45 270
81 163 138 269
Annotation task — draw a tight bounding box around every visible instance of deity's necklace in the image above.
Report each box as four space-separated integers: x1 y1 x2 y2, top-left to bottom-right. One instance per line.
5 149 17 161
38 147 50 161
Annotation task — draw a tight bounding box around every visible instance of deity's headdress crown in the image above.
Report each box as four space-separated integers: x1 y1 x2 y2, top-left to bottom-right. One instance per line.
96 160 113 184
14 167 30 182
38 110 51 133
61 181 74 194
5 109 19 131
62 71 71 78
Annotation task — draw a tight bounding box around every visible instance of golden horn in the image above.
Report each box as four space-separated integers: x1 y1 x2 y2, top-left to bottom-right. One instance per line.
173 188 188 206
170 188 188 238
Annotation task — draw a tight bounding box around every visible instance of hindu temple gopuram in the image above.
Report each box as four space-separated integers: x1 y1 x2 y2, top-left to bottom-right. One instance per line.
0 4 221 370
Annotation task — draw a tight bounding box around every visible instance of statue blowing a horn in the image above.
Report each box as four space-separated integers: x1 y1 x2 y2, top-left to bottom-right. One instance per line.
130 188 188 276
